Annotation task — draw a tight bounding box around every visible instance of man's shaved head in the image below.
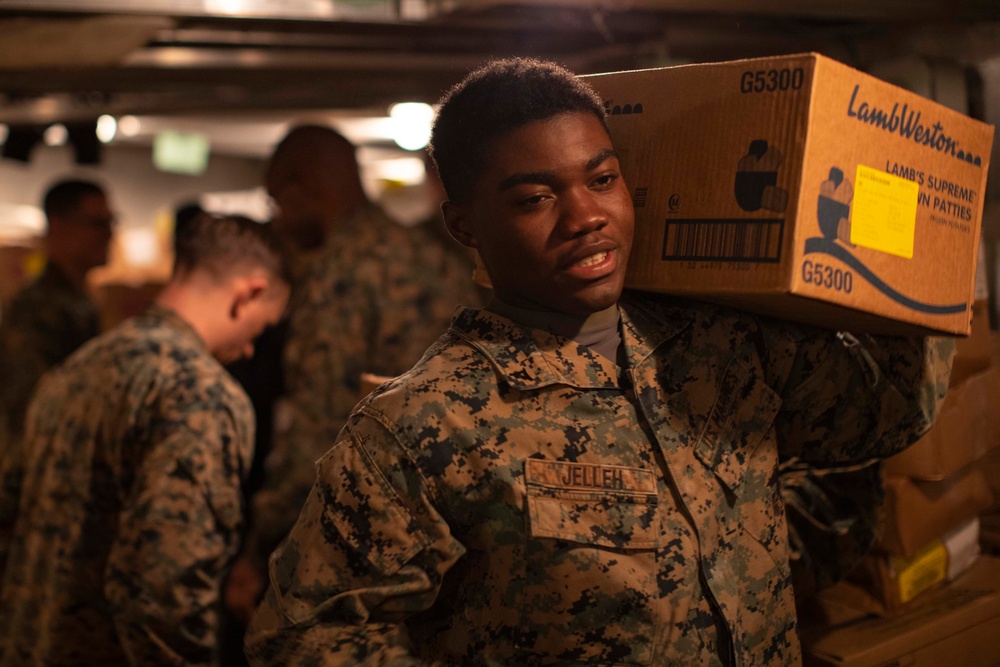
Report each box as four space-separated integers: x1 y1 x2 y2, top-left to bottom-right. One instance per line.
265 124 368 250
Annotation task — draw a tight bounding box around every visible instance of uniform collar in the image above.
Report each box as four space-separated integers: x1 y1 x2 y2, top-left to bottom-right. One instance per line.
38 261 85 295
617 291 697 368
449 293 696 391
450 307 620 391
143 303 210 353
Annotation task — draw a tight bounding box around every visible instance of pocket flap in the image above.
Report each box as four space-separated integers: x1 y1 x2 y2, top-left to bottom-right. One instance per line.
524 459 659 549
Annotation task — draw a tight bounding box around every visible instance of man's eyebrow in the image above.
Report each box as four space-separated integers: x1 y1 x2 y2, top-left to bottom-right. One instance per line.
498 149 620 192
586 149 619 171
498 170 556 191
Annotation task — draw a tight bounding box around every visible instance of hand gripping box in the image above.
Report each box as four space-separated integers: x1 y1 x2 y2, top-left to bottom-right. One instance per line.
584 53 995 335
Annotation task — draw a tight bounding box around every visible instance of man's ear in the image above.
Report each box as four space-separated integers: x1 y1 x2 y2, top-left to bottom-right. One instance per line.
229 277 268 320
442 201 477 249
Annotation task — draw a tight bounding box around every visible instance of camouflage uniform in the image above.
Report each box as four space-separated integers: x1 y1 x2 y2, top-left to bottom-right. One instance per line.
245 293 953 666
0 263 101 455
248 204 483 559
780 458 885 600
0 305 254 666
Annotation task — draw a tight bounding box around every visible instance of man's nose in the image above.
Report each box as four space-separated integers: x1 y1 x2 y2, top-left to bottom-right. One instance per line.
558 189 608 237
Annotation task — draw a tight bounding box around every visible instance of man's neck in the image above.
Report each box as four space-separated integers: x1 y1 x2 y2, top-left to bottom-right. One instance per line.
47 259 89 294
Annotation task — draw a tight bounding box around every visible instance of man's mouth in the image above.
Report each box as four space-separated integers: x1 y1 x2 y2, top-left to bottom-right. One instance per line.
574 251 608 268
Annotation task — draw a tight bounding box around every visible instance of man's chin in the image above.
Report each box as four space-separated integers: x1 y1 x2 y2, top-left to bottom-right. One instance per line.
562 285 624 316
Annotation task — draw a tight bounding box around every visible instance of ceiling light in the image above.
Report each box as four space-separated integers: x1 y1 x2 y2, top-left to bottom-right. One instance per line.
389 102 434 151
96 115 117 143
118 115 141 137
43 123 68 147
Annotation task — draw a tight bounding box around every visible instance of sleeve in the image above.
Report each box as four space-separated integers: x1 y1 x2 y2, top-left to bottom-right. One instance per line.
245 260 380 564
0 442 24 575
245 417 465 667
104 404 251 666
762 324 955 465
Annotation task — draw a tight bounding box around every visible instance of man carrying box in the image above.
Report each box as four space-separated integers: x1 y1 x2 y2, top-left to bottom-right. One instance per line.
246 57 954 666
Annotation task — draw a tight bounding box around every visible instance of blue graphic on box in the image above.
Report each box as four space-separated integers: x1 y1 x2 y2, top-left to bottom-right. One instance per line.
735 140 788 213
804 166 966 315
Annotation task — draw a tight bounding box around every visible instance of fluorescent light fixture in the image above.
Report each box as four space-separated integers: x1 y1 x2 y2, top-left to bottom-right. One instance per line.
366 156 425 184
96 115 117 143
152 130 210 175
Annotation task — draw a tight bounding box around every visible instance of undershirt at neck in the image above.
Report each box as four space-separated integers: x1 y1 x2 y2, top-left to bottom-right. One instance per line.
487 298 625 366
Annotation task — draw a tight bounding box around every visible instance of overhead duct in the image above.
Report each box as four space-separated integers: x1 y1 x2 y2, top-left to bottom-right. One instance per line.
0 15 174 69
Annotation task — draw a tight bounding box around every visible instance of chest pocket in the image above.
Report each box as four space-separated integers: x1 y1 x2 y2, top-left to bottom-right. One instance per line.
694 353 781 492
517 459 663 666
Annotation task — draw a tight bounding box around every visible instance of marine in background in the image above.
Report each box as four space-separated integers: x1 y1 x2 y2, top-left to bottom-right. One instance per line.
0 213 291 666
236 125 486 598
0 178 114 454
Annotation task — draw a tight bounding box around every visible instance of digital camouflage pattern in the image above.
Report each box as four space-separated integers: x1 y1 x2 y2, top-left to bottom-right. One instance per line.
780 458 885 600
0 305 254 666
246 293 954 666
0 263 101 455
247 204 483 560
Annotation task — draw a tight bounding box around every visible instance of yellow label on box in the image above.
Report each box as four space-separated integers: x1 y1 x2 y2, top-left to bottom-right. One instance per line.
850 164 919 259
892 540 949 604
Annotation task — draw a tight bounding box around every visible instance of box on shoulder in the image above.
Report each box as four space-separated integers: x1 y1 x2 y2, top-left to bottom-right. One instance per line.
584 53 995 335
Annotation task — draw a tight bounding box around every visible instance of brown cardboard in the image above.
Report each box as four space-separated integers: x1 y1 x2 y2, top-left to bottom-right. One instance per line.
951 300 993 386
849 518 980 614
801 555 1000 666
885 361 1000 480
585 53 995 335
981 512 1000 556
879 468 994 557
977 447 1000 513
951 240 994 385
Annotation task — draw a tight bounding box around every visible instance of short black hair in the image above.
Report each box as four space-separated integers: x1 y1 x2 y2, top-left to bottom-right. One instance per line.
429 57 608 204
172 201 205 254
42 179 106 219
174 213 292 287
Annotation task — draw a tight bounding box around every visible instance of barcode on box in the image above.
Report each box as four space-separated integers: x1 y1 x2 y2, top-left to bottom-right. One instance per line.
662 219 784 262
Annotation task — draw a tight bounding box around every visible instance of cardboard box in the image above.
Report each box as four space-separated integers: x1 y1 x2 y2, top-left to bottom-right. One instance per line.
801 554 1000 666
879 468 994 556
585 53 995 335
951 299 993 386
850 518 980 614
977 447 1000 513
885 361 1000 480
981 512 1000 556
952 240 993 384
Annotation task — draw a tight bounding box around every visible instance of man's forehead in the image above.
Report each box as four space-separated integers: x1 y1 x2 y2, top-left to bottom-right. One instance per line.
73 193 111 215
485 120 614 177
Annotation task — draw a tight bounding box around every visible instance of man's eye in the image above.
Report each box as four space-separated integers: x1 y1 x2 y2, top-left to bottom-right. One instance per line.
518 194 549 207
593 173 619 188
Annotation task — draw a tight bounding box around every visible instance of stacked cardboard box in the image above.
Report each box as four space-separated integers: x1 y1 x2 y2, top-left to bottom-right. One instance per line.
801 555 1000 666
855 290 1000 613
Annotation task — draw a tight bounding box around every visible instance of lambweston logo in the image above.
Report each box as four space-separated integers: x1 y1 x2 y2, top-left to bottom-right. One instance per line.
847 84 983 167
